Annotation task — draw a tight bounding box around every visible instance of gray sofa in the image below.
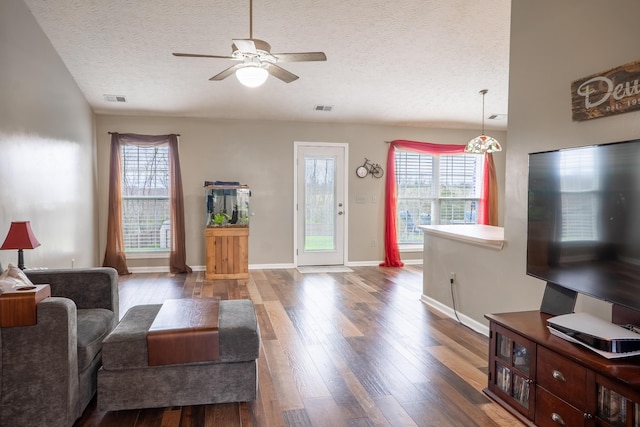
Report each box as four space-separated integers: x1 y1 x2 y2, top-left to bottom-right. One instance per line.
0 267 119 427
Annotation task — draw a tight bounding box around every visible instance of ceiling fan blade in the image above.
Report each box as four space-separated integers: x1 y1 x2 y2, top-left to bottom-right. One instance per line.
232 39 257 54
173 52 236 59
266 64 299 83
272 52 327 62
209 64 245 81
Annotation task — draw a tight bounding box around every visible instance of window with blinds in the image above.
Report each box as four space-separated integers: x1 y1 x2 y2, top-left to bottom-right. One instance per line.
121 145 171 252
395 151 484 244
559 148 598 242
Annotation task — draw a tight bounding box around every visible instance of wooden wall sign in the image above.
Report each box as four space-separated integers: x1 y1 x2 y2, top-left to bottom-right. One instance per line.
571 59 640 121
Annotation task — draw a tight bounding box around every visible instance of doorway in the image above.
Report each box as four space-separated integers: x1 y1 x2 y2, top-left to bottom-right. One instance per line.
294 142 348 266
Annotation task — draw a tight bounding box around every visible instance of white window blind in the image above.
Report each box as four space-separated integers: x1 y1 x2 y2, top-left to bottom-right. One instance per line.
121 145 171 252
559 148 598 242
395 151 483 244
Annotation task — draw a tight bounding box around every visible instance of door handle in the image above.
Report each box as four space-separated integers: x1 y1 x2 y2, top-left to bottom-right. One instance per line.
338 211 344 215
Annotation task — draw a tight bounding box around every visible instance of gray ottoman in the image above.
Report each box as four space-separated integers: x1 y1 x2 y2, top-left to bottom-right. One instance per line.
97 299 259 411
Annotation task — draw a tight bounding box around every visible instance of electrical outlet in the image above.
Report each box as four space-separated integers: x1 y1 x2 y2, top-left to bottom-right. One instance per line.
450 272 456 282
370 239 377 247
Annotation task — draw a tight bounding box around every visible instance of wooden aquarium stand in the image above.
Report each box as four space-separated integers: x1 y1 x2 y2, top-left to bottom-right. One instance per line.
204 226 249 280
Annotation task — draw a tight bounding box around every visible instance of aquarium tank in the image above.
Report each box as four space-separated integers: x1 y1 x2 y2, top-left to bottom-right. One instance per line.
204 181 251 227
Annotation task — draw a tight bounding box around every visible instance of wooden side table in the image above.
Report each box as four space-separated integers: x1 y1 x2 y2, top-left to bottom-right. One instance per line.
0 284 51 327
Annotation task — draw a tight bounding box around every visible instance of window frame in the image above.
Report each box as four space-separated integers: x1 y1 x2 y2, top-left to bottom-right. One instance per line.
120 143 171 255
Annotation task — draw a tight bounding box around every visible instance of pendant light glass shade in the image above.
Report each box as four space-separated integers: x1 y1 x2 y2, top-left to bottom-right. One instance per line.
465 134 502 154
236 66 269 88
465 89 502 154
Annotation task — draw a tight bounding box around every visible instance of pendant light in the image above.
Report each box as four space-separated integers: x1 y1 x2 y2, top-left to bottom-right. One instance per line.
465 89 502 154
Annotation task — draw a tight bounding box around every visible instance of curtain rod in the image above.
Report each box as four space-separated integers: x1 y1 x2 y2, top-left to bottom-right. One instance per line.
108 132 181 136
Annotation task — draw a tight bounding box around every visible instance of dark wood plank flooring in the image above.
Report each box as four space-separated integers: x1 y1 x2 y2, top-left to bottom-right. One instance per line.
74 266 521 427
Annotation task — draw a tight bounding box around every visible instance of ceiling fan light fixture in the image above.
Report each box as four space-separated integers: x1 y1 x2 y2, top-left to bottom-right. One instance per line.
465 89 502 154
235 65 269 88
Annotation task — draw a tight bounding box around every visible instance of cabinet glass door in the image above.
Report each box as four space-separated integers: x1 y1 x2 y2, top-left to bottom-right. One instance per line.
494 332 532 409
513 341 530 376
597 385 627 426
512 374 530 408
497 333 511 361
496 364 511 395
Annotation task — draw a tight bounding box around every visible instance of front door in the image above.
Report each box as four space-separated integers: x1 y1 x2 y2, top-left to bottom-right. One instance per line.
295 143 347 266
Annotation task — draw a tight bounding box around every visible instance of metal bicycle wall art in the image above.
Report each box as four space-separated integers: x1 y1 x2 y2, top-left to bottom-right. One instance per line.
355 158 384 178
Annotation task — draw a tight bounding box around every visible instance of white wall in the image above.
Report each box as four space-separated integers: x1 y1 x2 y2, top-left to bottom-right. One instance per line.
424 0 640 327
95 115 506 269
0 0 96 269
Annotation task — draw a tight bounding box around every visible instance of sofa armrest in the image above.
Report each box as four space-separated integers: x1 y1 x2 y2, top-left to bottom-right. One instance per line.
0 297 80 426
26 267 119 321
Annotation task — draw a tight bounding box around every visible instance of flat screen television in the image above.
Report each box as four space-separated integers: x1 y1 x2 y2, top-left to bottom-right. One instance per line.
527 139 640 314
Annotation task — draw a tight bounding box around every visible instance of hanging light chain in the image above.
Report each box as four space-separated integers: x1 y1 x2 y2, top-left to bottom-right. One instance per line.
249 0 253 39
480 89 488 135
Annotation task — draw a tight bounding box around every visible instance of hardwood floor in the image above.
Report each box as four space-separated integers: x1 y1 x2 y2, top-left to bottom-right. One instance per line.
74 266 522 427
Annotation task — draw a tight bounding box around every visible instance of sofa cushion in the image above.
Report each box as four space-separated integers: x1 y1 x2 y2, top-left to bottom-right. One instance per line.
102 304 161 370
76 308 114 372
219 300 260 362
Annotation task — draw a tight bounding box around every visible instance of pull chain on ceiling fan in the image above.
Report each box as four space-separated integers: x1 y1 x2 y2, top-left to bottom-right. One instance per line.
172 0 327 88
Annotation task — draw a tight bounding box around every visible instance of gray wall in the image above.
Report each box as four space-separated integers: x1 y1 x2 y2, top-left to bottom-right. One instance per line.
424 0 640 327
96 115 506 269
0 0 96 269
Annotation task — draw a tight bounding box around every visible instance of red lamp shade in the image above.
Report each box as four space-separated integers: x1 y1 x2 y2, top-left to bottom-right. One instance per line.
1 221 40 270
1 221 41 250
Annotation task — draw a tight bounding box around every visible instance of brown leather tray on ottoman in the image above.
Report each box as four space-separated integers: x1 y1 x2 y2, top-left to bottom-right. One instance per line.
97 299 259 411
146 298 221 366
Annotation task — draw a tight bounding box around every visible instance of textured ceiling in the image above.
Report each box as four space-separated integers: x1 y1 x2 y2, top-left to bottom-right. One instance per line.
23 0 510 130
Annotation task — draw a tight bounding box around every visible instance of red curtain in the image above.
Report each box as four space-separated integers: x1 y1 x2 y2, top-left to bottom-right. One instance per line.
380 140 497 267
481 153 499 226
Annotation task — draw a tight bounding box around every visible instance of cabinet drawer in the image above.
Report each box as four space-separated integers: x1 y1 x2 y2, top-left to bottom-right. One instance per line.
535 386 586 427
537 346 587 410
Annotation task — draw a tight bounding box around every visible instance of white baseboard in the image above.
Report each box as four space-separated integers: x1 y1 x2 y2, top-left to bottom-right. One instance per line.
400 258 423 265
420 294 489 337
128 260 422 274
127 266 172 274
128 265 205 274
249 263 296 270
346 260 382 267
346 259 423 267
128 263 296 274
128 260 423 273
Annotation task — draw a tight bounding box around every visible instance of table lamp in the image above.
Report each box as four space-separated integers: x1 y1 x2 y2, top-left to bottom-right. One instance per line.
1 221 41 270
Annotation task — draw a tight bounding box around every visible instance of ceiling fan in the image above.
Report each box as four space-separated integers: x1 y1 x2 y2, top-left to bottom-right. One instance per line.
172 0 327 88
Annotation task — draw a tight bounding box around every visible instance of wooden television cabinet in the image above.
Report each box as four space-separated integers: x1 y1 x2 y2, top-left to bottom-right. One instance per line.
485 308 640 426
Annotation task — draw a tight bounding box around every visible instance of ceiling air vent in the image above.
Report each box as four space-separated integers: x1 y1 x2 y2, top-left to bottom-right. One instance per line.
103 94 127 103
314 105 333 112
